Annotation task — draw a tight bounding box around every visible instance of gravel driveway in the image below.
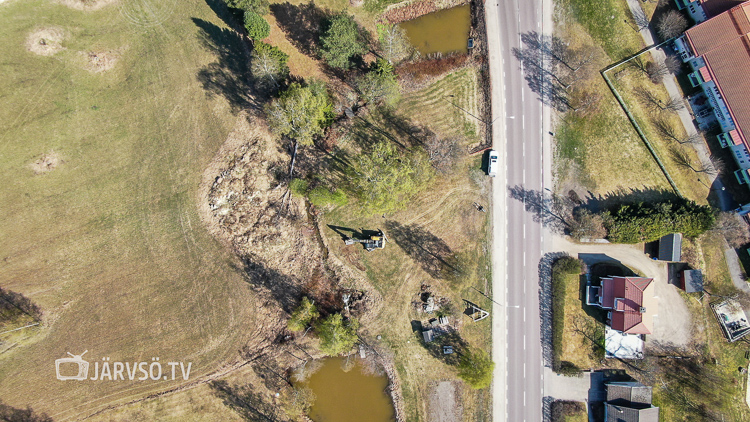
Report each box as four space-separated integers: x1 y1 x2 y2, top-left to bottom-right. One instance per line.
553 238 692 347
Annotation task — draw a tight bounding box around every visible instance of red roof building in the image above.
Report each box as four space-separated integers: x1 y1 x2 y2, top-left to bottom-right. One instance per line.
589 277 658 335
674 1 750 186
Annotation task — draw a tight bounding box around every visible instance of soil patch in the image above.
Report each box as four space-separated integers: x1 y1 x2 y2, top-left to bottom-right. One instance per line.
26 27 66 56
428 381 462 422
80 50 120 73
57 0 118 11
29 151 63 174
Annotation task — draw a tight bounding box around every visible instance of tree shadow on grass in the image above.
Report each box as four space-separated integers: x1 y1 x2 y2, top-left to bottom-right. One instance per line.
193 18 260 112
209 380 278 422
417 329 468 366
0 401 52 422
202 0 241 30
270 1 328 58
385 220 461 281
232 254 303 314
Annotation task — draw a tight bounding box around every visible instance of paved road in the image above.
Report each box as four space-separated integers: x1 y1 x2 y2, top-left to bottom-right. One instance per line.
486 0 552 421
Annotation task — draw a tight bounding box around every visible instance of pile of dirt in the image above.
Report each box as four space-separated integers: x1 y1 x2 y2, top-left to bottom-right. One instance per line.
29 152 62 174
80 50 119 73
58 0 118 11
382 0 467 23
26 27 66 56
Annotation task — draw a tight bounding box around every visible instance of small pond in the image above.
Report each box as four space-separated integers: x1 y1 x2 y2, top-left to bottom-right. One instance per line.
298 357 395 422
399 5 472 56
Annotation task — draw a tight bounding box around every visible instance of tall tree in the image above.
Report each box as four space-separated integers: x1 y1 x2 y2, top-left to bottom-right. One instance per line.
265 82 333 146
251 41 289 90
377 23 412 64
320 14 367 69
315 313 359 356
223 0 269 15
244 11 270 40
288 297 319 331
345 140 433 213
355 59 400 107
457 347 494 389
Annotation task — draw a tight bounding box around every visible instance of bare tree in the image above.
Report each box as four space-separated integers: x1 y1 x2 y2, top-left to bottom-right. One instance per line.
512 32 602 111
569 208 606 240
646 61 669 83
636 87 666 111
670 146 717 175
664 54 683 74
423 131 463 173
653 117 703 144
377 23 413 64
657 10 688 40
664 95 686 112
714 211 750 248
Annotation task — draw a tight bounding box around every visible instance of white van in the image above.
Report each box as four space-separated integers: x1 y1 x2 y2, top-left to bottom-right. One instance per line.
487 149 498 177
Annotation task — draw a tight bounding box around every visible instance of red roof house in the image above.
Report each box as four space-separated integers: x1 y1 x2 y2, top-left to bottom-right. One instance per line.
592 277 658 335
675 2 750 185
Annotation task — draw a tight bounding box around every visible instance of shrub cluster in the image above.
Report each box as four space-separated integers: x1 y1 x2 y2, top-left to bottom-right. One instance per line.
603 199 715 243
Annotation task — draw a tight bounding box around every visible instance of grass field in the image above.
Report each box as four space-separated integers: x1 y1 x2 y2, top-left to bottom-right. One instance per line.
0 0 263 419
400 67 482 144
554 21 670 194
610 65 710 203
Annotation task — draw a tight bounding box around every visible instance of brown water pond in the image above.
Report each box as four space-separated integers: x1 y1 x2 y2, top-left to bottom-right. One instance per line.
398 5 471 56
298 357 395 422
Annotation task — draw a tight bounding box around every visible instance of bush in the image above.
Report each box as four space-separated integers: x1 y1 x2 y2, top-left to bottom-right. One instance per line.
265 81 333 146
319 14 367 69
315 313 359 356
288 297 319 331
569 208 606 240
603 199 715 243
457 347 494 389
289 178 309 197
355 59 401 107
308 186 348 208
224 0 269 15
244 11 270 40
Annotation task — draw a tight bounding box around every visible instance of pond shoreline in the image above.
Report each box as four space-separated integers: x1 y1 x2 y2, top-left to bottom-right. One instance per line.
381 0 469 24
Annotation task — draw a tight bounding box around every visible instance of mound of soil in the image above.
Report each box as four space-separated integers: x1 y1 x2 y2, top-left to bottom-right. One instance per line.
26 27 66 56
29 152 62 174
58 0 117 11
81 50 119 73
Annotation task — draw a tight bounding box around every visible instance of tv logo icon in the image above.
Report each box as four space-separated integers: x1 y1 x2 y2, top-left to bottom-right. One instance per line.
55 351 89 381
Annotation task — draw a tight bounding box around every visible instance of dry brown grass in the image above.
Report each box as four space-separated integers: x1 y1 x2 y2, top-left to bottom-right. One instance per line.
25 27 66 56
265 14 327 81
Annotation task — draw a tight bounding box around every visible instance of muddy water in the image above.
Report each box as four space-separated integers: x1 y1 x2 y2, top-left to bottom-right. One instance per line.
300 357 395 422
399 5 471 55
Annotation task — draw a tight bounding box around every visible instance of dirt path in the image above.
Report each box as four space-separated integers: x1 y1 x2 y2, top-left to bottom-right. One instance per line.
428 381 462 422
